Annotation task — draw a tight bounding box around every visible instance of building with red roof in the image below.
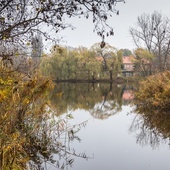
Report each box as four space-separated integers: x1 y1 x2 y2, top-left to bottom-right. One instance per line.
122 56 134 77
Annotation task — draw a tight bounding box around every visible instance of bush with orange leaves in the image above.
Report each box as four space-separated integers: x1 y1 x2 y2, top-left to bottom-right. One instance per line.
135 71 170 110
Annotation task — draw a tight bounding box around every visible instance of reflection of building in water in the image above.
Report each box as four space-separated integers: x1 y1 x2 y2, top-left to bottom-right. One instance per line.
122 90 134 105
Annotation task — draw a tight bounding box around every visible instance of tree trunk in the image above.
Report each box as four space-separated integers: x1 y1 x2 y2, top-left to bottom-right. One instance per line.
109 70 112 80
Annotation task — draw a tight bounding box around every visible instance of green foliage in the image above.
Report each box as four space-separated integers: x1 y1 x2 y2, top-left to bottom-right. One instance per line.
114 50 123 73
135 48 154 59
133 48 155 76
41 45 123 80
135 71 170 110
41 46 97 79
120 49 132 56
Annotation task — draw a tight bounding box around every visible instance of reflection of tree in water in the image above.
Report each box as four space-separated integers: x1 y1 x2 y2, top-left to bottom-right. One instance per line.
130 107 170 149
24 110 89 170
50 83 124 119
90 83 122 119
91 83 136 119
90 100 121 119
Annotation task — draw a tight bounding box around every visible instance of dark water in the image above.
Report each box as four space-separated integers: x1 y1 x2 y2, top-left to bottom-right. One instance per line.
43 83 170 170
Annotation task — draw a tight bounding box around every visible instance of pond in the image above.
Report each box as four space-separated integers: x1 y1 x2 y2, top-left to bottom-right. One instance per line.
41 82 170 170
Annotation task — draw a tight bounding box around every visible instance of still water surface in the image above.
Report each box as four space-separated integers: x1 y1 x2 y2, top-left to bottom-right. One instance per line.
46 83 170 170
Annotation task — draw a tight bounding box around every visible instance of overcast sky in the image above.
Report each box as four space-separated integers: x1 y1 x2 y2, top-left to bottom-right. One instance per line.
49 0 170 51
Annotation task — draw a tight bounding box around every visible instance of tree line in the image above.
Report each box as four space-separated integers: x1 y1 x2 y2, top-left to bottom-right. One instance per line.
40 43 123 80
41 11 170 80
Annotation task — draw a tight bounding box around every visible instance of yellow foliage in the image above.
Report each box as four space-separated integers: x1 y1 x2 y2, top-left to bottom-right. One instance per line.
135 71 170 110
0 67 54 169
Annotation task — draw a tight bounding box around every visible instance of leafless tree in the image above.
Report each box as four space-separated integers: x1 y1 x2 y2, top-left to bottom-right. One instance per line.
0 0 125 56
130 11 170 72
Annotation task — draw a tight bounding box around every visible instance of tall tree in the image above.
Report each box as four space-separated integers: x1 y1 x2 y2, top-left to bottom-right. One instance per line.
134 48 155 76
90 42 122 79
90 42 117 70
130 11 170 72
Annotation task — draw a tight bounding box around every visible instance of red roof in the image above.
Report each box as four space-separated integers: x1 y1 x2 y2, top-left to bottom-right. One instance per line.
123 56 134 64
122 90 134 100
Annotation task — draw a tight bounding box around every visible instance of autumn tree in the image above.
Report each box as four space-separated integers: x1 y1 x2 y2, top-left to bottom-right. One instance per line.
41 46 101 80
134 48 155 76
90 42 117 70
113 49 123 75
130 11 170 72
90 42 122 79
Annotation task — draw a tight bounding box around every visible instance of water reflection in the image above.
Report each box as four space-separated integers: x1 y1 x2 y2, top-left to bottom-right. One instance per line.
50 83 134 119
3 82 170 170
24 111 91 169
122 89 134 105
130 104 170 148
48 83 170 170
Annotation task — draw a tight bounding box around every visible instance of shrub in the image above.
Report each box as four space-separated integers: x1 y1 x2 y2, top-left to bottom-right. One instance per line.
135 71 170 110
